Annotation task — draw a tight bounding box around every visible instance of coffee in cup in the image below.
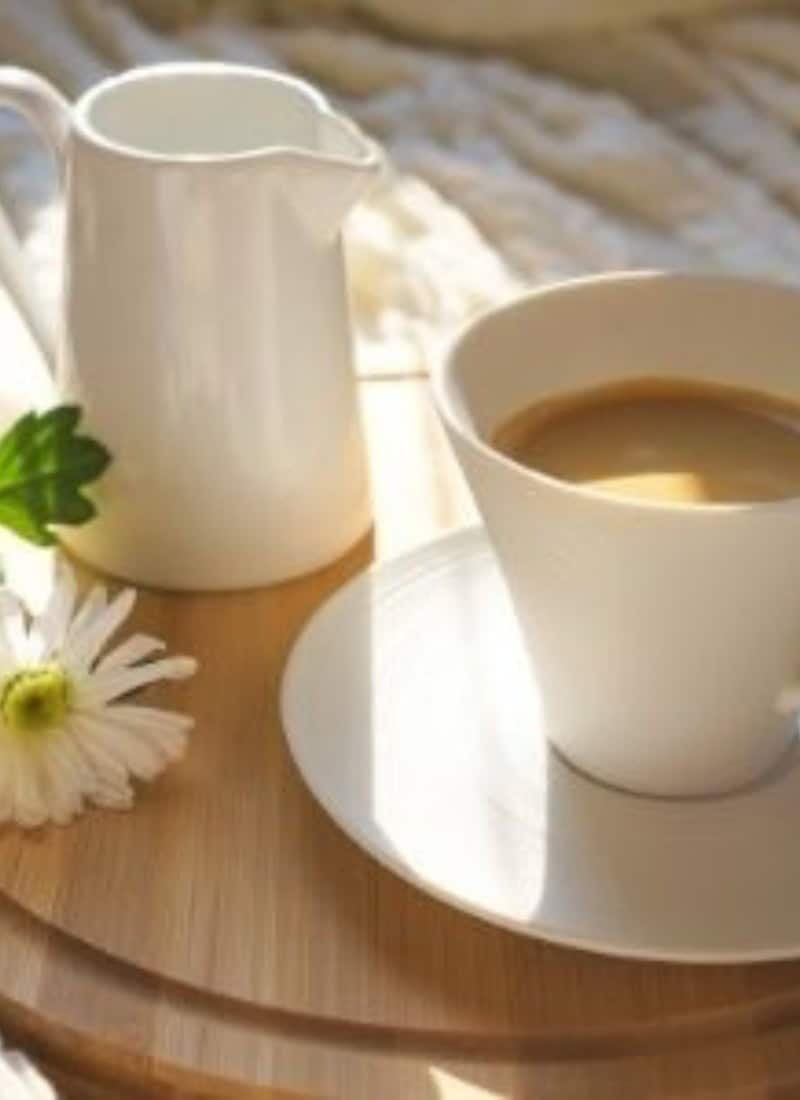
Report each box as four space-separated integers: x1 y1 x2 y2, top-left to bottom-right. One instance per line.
491 377 800 506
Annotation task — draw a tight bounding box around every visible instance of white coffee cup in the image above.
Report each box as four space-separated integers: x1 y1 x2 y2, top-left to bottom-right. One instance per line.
434 272 800 798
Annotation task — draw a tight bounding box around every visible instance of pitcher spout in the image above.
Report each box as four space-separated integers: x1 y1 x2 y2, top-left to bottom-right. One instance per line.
281 111 382 243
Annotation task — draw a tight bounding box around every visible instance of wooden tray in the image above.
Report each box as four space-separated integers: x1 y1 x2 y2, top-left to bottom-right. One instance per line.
1 379 800 1098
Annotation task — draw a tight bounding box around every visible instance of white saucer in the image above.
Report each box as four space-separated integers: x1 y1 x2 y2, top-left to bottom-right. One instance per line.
281 528 800 964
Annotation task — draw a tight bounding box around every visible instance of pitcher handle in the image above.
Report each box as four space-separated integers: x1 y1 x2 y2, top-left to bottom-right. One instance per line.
0 68 72 371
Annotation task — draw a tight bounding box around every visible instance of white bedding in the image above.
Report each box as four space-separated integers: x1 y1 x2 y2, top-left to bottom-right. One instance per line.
2 1 800 383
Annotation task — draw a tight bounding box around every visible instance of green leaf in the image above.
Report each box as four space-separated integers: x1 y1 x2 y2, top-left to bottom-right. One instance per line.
0 404 111 546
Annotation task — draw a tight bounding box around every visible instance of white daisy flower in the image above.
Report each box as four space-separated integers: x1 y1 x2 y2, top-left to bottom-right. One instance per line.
0 560 197 828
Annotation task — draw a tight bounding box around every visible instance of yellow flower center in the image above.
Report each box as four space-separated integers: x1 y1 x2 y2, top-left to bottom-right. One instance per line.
1 664 73 736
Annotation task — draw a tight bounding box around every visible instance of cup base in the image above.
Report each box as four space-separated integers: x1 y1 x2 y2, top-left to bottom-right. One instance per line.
549 723 800 801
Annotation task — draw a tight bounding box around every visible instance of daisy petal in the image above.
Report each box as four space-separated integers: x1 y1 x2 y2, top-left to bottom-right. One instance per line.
9 743 48 829
104 704 191 761
64 584 107 642
0 601 31 667
90 784 134 811
38 746 81 825
105 703 193 734
45 736 97 812
73 711 174 782
65 588 136 673
29 562 78 660
85 656 198 705
95 634 165 673
0 588 22 621
0 599 18 672
67 736 131 807
68 717 133 786
66 724 135 810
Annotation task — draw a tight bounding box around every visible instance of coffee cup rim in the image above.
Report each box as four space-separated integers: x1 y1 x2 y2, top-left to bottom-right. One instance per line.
434 270 800 518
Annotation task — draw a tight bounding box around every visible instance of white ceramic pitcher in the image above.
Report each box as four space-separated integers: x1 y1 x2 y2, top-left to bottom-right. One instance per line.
0 62 381 590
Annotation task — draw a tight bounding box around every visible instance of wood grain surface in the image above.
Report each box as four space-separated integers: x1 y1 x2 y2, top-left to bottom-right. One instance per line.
0 378 799 1098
